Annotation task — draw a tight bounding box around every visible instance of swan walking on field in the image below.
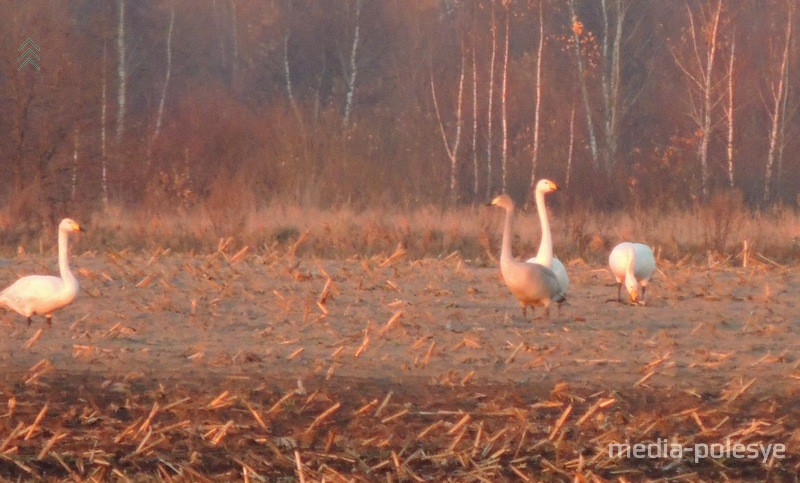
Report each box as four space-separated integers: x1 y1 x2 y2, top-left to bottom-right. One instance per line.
526 179 568 301
488 194 561 320
608 242 655 304
0 218 83 325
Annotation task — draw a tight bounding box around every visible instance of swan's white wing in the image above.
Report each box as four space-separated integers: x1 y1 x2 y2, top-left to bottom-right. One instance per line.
608 242 633 283
550 257 569 296
527 257 569 298
0 275 73 316
502 259 560 305
632 243 655 282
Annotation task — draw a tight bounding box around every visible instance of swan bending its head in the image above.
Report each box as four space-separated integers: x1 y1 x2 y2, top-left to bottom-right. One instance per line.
525 179 569 301
0 218 82 325
608 242 655 304
488 194 561 320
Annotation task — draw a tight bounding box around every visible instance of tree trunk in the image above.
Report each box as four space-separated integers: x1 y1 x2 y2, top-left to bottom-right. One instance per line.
485 1 497 198
115 0 126 146
471 37 479 199
568 0 600 174
600 0 625 175
500 9 509 194
672 1 722 201
150 3 175 166
343 0 364 129
698 1 721 201
566 106 575 189
726 34 735 188
431 42 465 204
530 1 544 193
776 58 790 196
764 4 792 204
71 127 79 201
229 0 238 82
101 42 109 208
284 21 299 120
212 0 225 68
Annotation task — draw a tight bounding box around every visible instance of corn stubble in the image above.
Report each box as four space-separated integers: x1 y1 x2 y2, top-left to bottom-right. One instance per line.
0 240 794 479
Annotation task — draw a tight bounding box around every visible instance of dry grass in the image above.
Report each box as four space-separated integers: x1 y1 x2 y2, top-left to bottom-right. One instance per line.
43 202 797 265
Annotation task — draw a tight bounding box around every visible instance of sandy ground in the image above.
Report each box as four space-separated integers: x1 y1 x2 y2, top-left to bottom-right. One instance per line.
0 247 797 479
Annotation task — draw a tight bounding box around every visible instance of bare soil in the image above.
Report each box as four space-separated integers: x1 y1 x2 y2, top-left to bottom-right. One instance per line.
0 247 797 480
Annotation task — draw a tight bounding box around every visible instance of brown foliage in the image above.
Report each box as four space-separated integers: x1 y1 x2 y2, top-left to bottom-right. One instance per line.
204 170 255 238
699 190 744 254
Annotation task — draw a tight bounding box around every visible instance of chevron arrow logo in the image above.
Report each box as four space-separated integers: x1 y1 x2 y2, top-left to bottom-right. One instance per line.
18 38 40 51
18 48 40 62
17 37 40 71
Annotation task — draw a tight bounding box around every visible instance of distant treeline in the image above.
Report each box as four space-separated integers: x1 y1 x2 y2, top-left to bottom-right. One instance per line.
1 0 799 232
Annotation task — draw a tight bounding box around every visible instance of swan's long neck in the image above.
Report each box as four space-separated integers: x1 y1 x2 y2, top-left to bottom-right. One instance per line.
58 229 76 285
534 189 552 265
500 206 514 264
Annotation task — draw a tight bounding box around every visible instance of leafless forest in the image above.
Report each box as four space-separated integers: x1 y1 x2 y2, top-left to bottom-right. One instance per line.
1 0 800 255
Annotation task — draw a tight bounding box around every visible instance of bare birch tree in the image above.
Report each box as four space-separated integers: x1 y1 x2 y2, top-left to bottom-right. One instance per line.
485 1 497 198
283 36 294 109
671 0 723 201
431 41 466 204
149 2 176 166
283 0 301 123
725 32 735 188
472 36 479 199
565 105 576 189
764 3 793 203
500 8 510 193
530 0 544 192
71 127 78 201
229 0 238 81
600 0 626 174
568 0 600 174
212 0 225 67
775 62 794 192
343 0 364 129
101 42 109 207
115 0 126 146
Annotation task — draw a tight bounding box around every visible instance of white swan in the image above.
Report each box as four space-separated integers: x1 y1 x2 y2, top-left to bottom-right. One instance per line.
608 242 655 304
525 179 568 301
0 218 82 325
488 194 561 320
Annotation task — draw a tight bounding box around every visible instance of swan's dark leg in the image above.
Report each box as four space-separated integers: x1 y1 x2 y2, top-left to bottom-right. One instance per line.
557 294 566 314
616 283 622 302
26 317 32 327
46 315 52 327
